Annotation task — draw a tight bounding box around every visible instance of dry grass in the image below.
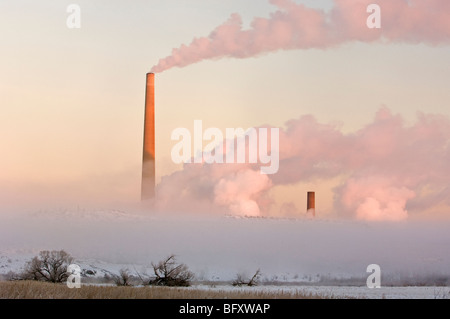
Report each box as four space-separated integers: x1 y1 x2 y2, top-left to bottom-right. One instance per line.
0 281 337 299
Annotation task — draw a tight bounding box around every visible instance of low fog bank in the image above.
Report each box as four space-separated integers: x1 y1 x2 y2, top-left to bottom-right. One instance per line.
0 208 449 283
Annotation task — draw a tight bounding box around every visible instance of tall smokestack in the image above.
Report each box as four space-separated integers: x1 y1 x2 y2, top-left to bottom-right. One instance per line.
141 73 155 200
307 191 315 217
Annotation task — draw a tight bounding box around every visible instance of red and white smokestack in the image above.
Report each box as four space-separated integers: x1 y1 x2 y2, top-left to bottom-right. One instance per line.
141 73 155 200
307 191 315 217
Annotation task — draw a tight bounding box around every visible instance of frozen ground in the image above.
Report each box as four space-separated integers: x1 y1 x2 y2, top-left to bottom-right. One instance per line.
0 208 449 290
2 249 447 299
189 284 450 299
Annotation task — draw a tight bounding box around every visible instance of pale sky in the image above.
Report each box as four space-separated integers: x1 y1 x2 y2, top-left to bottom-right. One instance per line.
1 0 450 219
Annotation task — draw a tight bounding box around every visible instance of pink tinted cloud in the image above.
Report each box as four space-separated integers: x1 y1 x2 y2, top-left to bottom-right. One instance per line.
152 0 450 72
214 169 272 216
340 176 416 222
157 108 450 221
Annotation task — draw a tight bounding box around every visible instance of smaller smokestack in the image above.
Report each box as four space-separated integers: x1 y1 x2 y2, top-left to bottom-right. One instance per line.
307 191 315 217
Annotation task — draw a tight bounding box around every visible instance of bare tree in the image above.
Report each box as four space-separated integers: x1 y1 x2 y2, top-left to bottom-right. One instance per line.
232 273 246 287
232 269 261 287
148 255 194 287
21 250 74 283
113 268 133 286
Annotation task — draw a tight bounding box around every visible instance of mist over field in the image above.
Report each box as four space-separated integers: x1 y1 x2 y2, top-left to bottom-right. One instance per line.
1 208 449 283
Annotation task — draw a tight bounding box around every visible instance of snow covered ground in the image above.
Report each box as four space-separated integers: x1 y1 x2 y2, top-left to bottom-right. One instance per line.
187 284 450 299
0 208 449 298
2 249 447 299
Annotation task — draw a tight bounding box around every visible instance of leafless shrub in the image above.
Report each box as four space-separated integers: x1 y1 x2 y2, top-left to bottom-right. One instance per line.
232 269 261 287
20 250 73 283
113 268 133 287
148 255 194 287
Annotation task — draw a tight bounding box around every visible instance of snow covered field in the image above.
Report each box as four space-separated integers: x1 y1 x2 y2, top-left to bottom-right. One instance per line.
189 285 450 299
1 208 449 298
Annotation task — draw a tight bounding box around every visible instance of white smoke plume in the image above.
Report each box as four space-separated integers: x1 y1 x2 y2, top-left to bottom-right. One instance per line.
151 0 450 73
156 108 450 221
